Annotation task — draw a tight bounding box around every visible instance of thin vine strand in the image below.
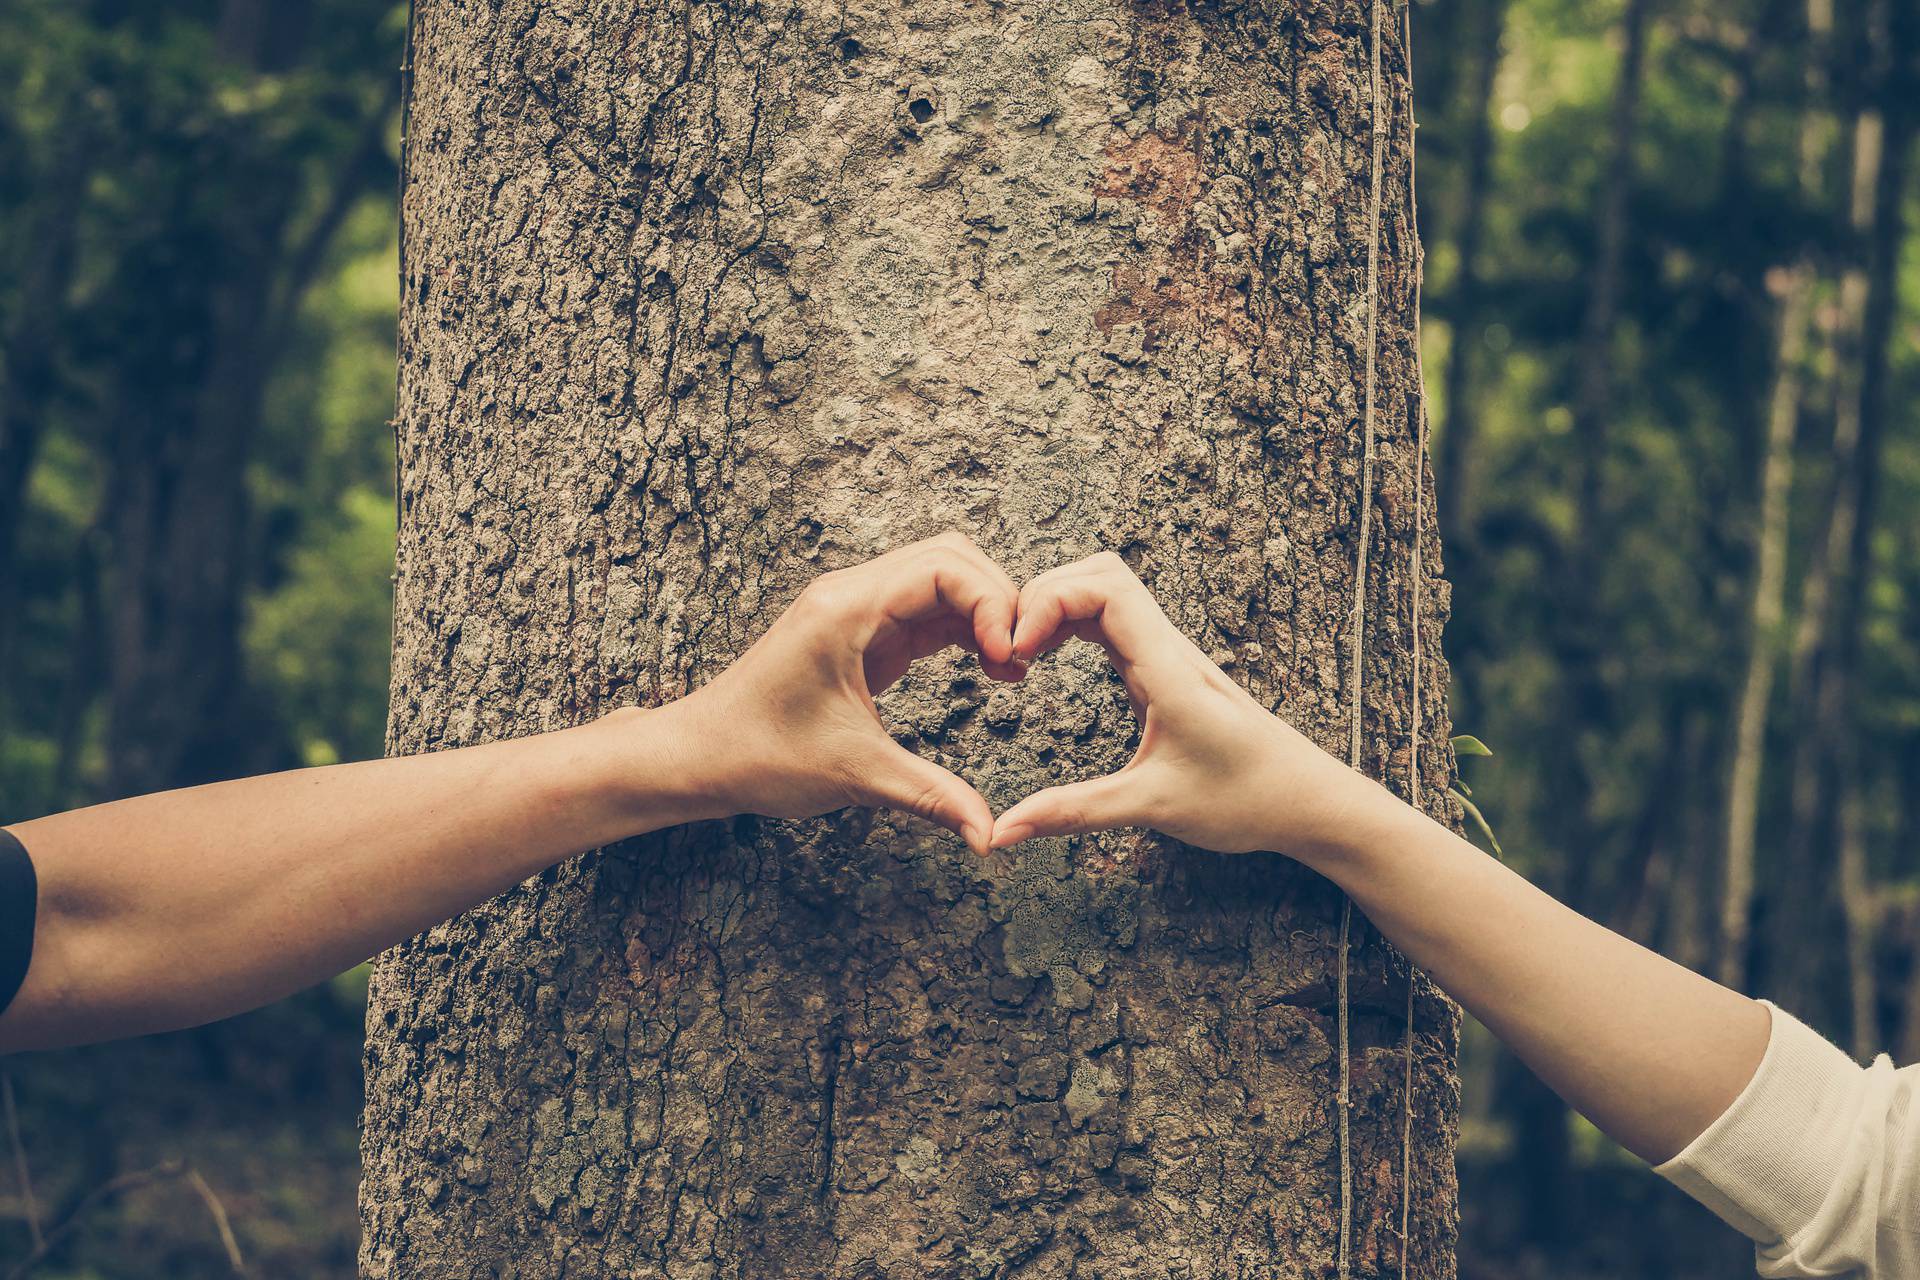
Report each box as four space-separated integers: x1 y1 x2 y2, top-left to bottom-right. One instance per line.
1400 0 1427 1268
1338 0 1389 1271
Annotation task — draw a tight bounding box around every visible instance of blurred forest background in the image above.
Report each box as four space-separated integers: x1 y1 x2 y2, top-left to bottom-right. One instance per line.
1 0 1916 1275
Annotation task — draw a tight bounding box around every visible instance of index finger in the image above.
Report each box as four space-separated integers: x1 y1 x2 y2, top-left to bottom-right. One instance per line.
1010 552 1181 670
866 536 1019 668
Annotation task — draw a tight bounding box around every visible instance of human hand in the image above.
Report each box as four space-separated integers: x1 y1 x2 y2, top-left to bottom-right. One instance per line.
667 532 1024 855
989 553 1380 860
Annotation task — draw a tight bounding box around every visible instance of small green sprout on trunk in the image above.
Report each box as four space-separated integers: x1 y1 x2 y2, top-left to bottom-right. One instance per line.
1450 735 1502 858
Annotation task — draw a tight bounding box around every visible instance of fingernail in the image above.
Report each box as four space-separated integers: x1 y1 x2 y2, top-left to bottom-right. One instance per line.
991 824 1030 850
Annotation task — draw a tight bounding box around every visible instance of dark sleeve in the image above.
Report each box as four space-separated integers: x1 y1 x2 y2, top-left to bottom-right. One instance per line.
0 828 36 1018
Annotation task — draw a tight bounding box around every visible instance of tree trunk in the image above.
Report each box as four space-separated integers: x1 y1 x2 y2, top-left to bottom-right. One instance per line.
1510 0 1655 1245
104 231 284 796
1567 0 1652 558
1835 778 1876 1058
1432 0 1505 547
1546 0 1653 907
0 116 89 736
1715 0 1833 992
1772 0 1911 1015
101 0 314 796
361 0 1462 1276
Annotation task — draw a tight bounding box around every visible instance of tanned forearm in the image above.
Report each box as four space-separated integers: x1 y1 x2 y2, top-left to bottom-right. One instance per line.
1 532 1024 1054
2 706 710 1050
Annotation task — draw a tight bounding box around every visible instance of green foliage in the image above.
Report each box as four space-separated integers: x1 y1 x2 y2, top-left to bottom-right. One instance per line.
0 0 404 812
1450 736 1503 856
0 0 1915 1275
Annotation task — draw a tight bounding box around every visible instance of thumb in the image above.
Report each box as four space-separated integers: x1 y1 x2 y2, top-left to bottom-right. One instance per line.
991 768 1145 849
860 742 995 857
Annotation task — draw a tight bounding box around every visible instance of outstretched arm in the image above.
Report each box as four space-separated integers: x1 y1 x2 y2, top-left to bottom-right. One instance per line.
2 532 1022 1053
989 551 1768 1164
995 553 1920 1276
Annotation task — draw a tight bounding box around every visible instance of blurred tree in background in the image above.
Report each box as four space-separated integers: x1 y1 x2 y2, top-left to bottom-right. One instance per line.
0 0 402 807
1 1 402 1275
1419 0 1920 1270
0 0 1914 1275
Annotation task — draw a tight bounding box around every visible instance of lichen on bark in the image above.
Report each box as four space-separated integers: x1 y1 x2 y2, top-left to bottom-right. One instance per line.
362 0 1462 1275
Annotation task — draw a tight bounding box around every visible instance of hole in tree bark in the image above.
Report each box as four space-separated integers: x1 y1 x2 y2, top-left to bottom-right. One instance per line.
907 97 934 123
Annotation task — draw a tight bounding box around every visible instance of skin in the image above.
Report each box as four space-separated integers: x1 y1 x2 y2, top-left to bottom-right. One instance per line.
0 532 1022 1054
1 537 1767 1171
991 552 1772 1167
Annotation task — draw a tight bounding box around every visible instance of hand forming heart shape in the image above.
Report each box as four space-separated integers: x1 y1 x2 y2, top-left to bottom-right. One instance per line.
673 532 1365 864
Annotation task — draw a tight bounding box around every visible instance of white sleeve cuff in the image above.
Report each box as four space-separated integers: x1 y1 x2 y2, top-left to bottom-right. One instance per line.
1654 1001 1918 1278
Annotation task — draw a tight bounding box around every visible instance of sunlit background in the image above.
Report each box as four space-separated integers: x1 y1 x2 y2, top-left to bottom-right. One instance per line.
2 0 1915 1275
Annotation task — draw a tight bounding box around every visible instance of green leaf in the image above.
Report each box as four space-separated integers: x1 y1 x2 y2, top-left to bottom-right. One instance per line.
1450 786 1504 859
1452 734 1493 757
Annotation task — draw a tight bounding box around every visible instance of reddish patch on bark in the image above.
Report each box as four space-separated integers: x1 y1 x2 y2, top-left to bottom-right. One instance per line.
1093 233 1251 350
1093 126 1206 220
1091 117 1254 351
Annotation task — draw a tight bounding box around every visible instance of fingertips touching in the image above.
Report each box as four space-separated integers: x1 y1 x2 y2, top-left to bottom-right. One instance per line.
970 589 1017 667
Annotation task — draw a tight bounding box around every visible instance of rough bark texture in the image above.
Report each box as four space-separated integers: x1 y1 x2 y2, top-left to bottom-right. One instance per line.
362 0 1461 1275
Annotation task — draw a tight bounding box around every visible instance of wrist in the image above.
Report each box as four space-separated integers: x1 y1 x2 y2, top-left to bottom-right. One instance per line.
1265 750 1409 876
588 701 735 833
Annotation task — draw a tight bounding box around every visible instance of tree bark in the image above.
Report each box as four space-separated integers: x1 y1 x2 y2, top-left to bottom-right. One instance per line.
361 0 1462 1276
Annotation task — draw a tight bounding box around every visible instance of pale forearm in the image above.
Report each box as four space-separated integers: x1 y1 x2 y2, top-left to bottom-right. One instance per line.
2 705 708 1050
1294 779 1769 1164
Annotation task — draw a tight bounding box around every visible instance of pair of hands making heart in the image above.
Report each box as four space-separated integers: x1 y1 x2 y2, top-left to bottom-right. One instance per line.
672 532 1368 865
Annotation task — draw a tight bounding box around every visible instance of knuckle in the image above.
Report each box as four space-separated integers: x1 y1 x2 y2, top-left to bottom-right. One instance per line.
924 543 967 570
799 572 857 619
1027 564 1071 596
887 768 947 821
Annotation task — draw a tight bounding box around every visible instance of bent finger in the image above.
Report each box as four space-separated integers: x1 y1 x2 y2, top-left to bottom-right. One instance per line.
869 544 1019 669
1011 553 1177 670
